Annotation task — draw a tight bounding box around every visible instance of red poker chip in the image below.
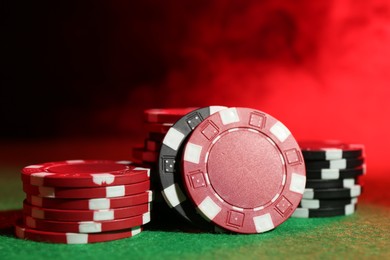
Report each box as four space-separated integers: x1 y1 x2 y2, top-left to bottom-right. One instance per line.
25 191 153 210
131 148 158 163
145 123 173 134
15 222 142 244
23 201 151 221
181 107 306 234
144 139 162 152
24 212 151 233
144 107 198 123
23 180 150 199
21 160 150 188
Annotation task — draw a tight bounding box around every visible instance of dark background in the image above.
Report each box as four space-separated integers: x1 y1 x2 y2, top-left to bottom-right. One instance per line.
2 1 390 174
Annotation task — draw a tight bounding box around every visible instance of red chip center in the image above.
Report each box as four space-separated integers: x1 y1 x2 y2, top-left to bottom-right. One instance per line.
47 163 127 174
207 129 284 209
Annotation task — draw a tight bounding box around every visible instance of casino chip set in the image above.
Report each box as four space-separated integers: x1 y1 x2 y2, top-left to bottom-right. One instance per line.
16 160 153 244
134 107 307 234
292 141 365 218
15 107 366 243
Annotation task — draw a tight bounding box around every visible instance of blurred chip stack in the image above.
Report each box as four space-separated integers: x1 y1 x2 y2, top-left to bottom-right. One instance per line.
292 141 365 218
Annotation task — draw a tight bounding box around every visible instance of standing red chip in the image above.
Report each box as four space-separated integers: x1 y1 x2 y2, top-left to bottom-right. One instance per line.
21 160 150 188
181 107 306 234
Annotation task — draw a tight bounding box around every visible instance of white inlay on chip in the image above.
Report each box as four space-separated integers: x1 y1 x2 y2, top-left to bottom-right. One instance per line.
143 212 151 224
89 198 110 210
321 169 339 179
184 143 202 164
31 196 43 207
31 208 44 219
198 197 221 221
132 226 142 236
25 216 37 228
289 173 306 194
330 159 346 169
325 149 342 160
345 204 355 215
162 183 186 208
343 179 355 188
219 108 239 125
303 189 314 199
66 233 88 244
91 174 115 185
164 128 185 151
79 222 102 233
93 210 114 221
38 186 55 198
106 186 125 197
351 185 361 197
253 213 275 233
292 208 309 218
30 172 55 186
210 106 227 115
270 121 291 143
300 199 319 209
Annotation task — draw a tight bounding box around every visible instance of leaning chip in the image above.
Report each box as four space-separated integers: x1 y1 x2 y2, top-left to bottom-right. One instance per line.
158 106 227 228
182 107 306 233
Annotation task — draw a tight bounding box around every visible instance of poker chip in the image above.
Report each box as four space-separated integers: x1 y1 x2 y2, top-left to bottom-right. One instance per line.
181 107 306 233
300 141 364 160
305 158 364 170
292 204 356 218
302 185 361 199
158 106 227 227
26 191 153 210
132 148 158 163
23 180 150 199
15 222 142 244
145 139 161 152
305 178 358 189
21 160 150 188
24 212 150 233
306 166 365 180
144 107 199 123
23 201 151 221
145 123 173 134
299 198 358 209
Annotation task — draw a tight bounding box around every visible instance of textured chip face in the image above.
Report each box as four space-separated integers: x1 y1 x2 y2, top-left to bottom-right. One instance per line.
181 107 306 234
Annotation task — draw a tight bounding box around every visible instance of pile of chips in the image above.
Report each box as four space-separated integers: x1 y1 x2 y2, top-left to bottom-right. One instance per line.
15 106 366 243
16 160 153 244
137 107 307 234
292 141 365 218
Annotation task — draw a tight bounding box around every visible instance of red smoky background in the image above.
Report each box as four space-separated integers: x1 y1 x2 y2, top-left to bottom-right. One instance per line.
2 1 390 177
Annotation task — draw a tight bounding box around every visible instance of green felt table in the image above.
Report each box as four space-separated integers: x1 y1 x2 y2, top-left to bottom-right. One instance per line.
1 139 389 259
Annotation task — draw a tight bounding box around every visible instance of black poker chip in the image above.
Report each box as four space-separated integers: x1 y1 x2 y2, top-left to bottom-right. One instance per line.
158 106 227 228
300 141 364 160
303 185 362 199
305 178 359 189
305 158 364 170
306 166 365 180
299 198 358 209
292 204 356 218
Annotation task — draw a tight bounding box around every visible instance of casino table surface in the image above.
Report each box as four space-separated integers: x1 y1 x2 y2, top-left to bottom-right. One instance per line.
1 138 389 259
